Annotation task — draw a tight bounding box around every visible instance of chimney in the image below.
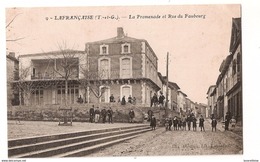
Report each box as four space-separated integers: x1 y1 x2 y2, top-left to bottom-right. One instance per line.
117 27 125 38
9 52 16 58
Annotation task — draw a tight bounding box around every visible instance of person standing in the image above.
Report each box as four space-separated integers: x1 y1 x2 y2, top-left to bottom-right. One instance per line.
158 92 165 107
129 109 135 123
187 115 192 131
182 118 187 131
173 117 178 131
199 115 205 131
109 94 115 102
107 107 113 124
165 118 170 131
94 107 100 123
192 116 197 131
230 116 236 131
101 108 107 123
151 93 158 107
121 96 126 105
132 97 136 105
178 119 182 130
89 105 95 123
150 115 156 130
128 95 133 104
168 118 173 131
225 112 231 131
211 117 217 132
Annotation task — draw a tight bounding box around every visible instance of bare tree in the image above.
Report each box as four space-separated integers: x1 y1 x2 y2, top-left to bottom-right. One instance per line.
46 42 85 106
13 63 61 106
79 62 109 104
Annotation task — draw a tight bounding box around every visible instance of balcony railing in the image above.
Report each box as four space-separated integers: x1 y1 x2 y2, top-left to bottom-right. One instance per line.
31 72 79 80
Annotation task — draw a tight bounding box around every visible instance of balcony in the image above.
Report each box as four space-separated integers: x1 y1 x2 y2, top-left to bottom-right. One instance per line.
31 72 79 80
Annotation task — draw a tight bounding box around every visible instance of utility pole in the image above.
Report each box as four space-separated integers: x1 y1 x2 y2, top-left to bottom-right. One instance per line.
165 52 169 117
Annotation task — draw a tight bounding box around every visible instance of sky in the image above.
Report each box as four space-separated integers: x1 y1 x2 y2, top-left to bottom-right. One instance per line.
5 5 241 104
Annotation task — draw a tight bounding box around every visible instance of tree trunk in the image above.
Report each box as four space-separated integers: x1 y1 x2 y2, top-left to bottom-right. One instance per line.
65 80 68 106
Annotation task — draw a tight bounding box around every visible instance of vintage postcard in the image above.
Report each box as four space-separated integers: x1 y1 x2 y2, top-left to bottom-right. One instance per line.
3 3 254 162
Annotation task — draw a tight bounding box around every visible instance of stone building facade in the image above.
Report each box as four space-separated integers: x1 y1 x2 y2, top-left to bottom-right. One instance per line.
206 18 242 123
16 27 162 107
6 52 19 107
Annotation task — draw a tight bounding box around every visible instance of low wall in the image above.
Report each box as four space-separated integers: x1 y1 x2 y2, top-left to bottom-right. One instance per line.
7 103 163 123
8 104 182 126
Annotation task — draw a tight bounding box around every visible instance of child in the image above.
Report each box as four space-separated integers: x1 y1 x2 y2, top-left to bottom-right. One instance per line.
182 118 187 131
211 117 217 132
173 117 178 131
192 117 197 131
230 116 236 131
150 115 156 130
199 115 205 131
168 118 173 131
178 119 182 130
165 118 170 131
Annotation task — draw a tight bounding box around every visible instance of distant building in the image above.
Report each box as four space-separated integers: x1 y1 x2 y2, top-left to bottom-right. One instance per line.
177 90 187 116
6 52 19 107
158 73 180 110
206 85 216 117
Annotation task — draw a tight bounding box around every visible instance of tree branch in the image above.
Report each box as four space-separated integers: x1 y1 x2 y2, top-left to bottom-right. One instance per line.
6 13 22 29
6 37 25 42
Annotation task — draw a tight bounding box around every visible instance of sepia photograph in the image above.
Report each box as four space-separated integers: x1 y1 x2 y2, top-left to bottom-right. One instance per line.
1 1 259 161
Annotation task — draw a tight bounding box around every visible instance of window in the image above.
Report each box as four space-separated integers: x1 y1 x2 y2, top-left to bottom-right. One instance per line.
100 86 110 103
98 57 111 79
32 68 36 77
237 53 241 73
121 43 130 54
120 85 132 100
100 44 109 55
232 59 237 75
120 56 132 78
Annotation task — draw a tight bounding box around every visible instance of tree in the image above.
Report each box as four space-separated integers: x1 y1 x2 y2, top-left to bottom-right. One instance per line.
13 63 61 106
47 42 85 106
79 61 109 104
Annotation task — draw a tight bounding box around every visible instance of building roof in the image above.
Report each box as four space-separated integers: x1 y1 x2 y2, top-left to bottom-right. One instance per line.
210 87 217 97
206 85 216 95
158 73 180 90
168 81 180 90
216 54 232 85
6 54 19 62
85 27 158 60
178 90 187 97
19 50 86 58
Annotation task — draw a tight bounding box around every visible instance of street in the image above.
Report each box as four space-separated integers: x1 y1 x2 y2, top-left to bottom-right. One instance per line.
89 120 243 156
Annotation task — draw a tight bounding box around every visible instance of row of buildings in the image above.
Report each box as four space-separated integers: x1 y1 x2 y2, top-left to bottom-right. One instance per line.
206 18 242 124
7 27 206 118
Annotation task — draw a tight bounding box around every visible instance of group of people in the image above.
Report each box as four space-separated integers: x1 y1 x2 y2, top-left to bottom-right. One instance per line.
163 115 206 131
109 94 136 105
89 105 113 124
120 95 136 105
149 114 221 132
151 92 165 107
224 111 236 131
